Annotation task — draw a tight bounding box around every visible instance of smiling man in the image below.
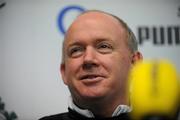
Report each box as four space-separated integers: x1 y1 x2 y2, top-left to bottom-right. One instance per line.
40 10 142 120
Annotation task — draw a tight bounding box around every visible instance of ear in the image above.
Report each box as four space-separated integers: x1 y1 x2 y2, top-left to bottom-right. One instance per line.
131 51 143 64
60 63 68 85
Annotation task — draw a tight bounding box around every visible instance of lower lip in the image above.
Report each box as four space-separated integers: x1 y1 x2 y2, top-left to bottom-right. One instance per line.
81 77 104 85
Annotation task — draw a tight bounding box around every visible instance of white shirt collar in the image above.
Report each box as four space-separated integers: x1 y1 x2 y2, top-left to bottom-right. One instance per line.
68 96 132 118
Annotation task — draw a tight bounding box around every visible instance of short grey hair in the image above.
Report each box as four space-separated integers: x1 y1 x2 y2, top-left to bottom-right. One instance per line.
109 13 138 52
61 10 138 64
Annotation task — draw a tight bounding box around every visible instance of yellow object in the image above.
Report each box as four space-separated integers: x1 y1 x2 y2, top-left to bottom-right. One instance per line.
129 60 180 119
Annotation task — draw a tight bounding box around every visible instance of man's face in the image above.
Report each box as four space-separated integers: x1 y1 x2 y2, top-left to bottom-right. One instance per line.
61 12 133 105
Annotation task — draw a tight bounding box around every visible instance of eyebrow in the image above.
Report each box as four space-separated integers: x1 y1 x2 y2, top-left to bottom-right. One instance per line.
67 41 84 48
66 37 114 48
95 38 113 43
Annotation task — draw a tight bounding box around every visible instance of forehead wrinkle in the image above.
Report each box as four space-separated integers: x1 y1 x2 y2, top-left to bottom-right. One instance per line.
67 37 112 49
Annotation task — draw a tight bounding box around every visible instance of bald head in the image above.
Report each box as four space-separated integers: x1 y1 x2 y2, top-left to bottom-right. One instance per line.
62 10 138 64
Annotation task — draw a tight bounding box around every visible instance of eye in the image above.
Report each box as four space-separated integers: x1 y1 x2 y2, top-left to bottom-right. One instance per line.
97 42 113 54
68 45 84 58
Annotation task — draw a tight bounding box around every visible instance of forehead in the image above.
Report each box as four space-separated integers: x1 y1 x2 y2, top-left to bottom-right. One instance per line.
73 11 121 26
64 12 127 45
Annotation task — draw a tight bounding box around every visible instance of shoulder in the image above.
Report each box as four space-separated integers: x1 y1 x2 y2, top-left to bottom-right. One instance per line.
39 112 70 120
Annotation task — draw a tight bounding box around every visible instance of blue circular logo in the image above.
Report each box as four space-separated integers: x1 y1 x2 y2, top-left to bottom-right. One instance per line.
57 5 86 35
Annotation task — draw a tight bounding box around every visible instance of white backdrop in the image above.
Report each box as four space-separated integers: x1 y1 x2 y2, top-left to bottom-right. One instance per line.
0 0 180 119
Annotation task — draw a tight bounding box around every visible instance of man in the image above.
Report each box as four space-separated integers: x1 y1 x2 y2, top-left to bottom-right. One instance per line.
40 10 142 120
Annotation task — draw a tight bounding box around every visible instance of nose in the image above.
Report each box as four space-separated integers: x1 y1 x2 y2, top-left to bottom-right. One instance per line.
82 47 99 70
84 46 96 61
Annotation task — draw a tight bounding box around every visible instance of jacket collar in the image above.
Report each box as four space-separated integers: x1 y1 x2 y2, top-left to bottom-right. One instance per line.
68 96 132 118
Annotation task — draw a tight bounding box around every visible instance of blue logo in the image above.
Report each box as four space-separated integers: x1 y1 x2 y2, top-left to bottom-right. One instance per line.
57 5 86 35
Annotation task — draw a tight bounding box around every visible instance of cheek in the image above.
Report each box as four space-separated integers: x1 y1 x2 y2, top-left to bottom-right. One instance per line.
116 56 132 81
104 54 131 80
100 58 114 76
65 59 82 79
101 55 130 71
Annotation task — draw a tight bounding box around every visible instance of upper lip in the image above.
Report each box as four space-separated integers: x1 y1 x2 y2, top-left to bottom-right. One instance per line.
79 74 105 80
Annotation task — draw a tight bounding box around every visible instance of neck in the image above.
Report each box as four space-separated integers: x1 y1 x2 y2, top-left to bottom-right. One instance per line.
74 95 129 117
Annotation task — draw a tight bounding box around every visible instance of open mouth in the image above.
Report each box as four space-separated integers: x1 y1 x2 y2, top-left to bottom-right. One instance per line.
80 75 99 80
79 73 106 81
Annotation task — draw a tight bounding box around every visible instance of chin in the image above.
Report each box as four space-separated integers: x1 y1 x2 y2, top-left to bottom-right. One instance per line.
71 84 109 102
78 90 108 101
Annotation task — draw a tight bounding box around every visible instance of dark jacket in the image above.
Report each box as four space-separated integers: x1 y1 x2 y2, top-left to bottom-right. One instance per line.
39 108 131 120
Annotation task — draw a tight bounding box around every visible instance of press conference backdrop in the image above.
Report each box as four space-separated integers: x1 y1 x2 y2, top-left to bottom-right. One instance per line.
0 0 179 119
